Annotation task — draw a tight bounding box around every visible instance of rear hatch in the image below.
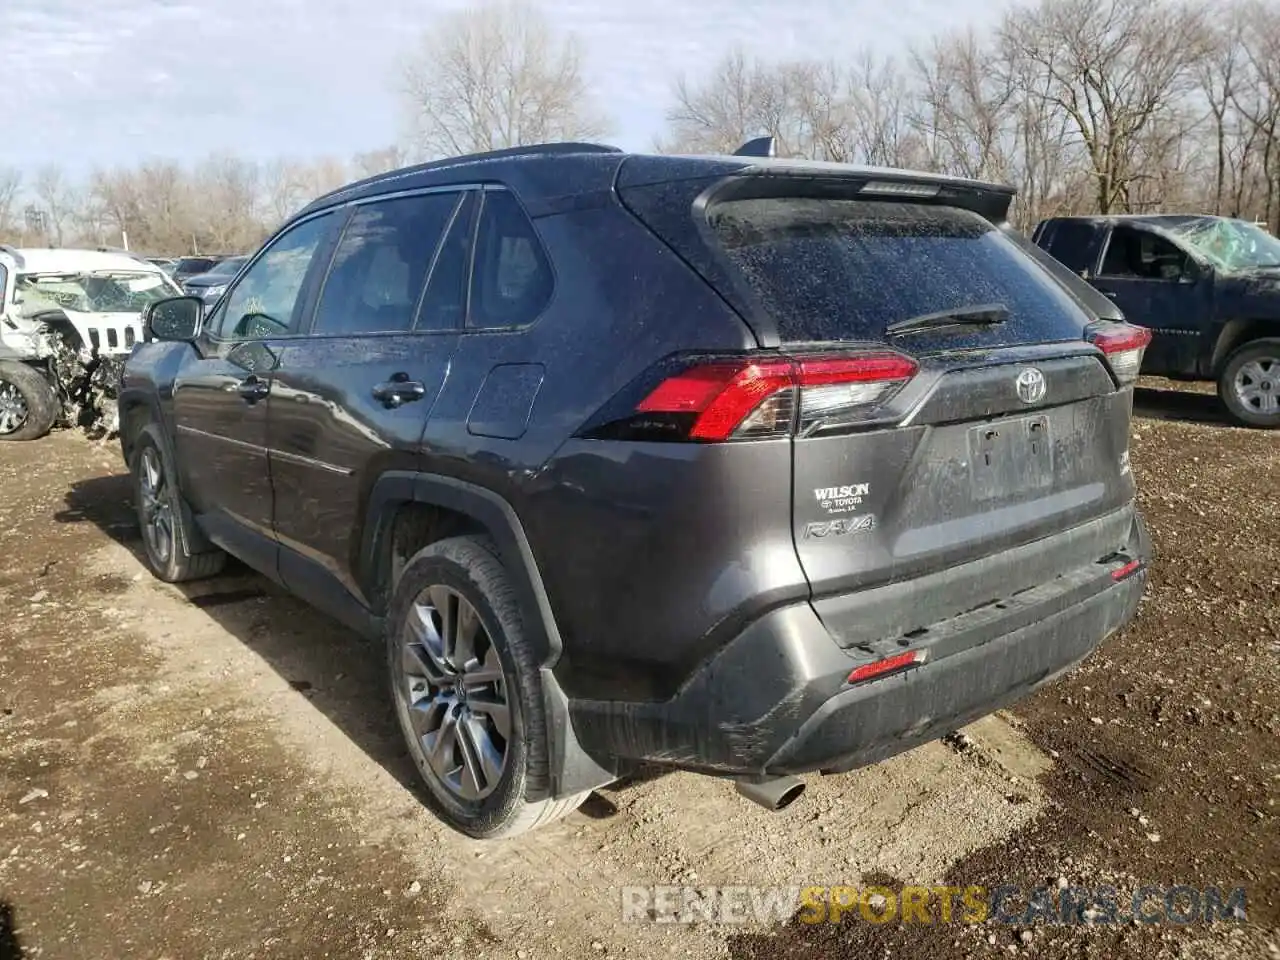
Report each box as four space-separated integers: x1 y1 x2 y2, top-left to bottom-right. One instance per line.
619 162 1145 648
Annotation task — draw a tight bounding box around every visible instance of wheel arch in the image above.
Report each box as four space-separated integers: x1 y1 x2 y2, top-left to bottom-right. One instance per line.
117 391 163 466
361 470 617 798
1211 318 1280 375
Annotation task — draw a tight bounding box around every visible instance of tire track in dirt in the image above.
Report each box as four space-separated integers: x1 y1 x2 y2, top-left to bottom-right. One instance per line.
5 432 1056 958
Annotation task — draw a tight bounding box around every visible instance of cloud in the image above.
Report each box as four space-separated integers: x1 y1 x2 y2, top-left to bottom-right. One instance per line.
0 0 1001 172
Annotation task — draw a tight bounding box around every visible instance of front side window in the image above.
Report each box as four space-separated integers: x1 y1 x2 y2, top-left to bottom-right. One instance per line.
312 192 461 336
1099 227 1190 280
468 191 553 329
215 214 333 340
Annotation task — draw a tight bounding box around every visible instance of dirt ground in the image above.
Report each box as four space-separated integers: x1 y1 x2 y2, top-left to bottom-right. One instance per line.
0 378 1276 960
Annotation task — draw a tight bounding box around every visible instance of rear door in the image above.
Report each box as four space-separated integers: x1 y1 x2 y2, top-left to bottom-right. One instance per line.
697 193 1137 614
267 188 473 610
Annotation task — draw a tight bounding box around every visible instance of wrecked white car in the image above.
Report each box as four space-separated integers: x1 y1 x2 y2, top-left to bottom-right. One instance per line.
0 247 182 440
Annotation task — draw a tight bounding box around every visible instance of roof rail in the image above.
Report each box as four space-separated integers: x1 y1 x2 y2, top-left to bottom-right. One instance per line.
733 136 777 158
304 141 624 212
0 244 23 267
469 142 623 160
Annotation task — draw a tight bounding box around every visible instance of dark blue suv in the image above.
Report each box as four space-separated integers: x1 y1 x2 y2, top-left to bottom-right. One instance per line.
119 143 1150 837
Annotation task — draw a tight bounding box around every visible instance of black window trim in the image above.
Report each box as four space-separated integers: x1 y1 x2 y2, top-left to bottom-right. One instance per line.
295 183 484 340
204 208 343 345
1096 224 1195 283
462 184 557 334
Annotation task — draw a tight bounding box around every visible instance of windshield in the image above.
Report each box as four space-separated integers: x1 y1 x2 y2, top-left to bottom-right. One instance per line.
1165 218 1280 273
15 271 176 315
206 257 248 277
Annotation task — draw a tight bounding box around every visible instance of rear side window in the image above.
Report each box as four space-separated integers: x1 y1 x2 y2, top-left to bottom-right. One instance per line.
313 192 461 335
708 198 1090 348
1041 221 1098 273
468 191 553 329
419 192 476 332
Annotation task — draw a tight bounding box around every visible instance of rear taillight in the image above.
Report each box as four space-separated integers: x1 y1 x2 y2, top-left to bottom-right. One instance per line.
587 351 918 442
1087 323 1152 386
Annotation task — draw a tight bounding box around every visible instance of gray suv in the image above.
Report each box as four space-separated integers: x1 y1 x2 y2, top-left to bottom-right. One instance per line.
118 142 1151 838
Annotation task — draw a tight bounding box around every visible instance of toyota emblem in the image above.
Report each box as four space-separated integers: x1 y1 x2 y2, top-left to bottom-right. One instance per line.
1016 367 1047 404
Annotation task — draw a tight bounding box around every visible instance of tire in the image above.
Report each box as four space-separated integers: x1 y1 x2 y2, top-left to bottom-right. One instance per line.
0 361 59 442
386 535 586 839
1218 338 1280 428
130 423 227 582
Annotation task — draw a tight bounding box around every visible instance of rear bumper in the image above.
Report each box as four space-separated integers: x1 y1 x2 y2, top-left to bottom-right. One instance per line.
568 511 1149 777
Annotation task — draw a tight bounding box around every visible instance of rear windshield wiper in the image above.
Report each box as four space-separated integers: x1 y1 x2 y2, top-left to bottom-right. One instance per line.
884 304 1010 337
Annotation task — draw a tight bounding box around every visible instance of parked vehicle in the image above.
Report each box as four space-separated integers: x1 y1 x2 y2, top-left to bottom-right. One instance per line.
119 142 1151 838
146 257 179 275
181 256 249 305
1032 214 1280 427
0 246 181 440
171 256 227 285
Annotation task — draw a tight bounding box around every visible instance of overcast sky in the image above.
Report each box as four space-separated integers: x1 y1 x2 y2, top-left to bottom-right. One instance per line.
4 0 1004 174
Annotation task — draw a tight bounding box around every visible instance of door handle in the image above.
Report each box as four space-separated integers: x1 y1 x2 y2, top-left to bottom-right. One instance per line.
1103 291 1119 299
236 375 270 404
372 372 426 408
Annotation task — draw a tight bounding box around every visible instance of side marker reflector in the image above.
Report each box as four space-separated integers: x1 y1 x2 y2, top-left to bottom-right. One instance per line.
1111 559 1143 581
847 649 928 685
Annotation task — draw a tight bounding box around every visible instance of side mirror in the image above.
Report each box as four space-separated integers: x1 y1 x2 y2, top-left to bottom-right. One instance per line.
145 296 203 342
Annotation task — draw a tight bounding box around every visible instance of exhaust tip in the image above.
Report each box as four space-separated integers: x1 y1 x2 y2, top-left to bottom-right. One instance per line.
735 776 805 812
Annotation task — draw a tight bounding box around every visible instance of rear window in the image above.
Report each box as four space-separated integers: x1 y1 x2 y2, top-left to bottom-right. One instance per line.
708 198 1090 348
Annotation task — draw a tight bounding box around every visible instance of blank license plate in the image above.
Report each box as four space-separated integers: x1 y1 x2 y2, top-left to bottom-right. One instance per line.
968 415 1053 502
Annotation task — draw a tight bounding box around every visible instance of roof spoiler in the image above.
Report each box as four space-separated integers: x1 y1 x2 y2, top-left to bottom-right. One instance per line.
733 136 777 158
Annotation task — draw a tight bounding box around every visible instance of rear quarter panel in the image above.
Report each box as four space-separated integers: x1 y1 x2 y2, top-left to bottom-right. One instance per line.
428 201 768 700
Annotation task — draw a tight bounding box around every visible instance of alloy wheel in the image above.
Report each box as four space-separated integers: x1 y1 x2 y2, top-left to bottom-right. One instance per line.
397 585 511 801
0 380 29 435
138 446 175 565
1233 355 1280 418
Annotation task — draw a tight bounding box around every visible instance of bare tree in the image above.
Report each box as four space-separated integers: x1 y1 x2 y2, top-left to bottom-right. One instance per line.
33 165 82 247
352 145 409 179
400 0 609 159
909 31 1016 181
1196 9 1247 213
0 168 22 241
662 48 788 156
1001 0 1208 214
663 47 922 166
1233 0 1280 228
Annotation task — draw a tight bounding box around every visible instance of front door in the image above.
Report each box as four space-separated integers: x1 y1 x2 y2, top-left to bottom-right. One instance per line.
1091 225 1213 376
268 189 476 615
171 211 338 573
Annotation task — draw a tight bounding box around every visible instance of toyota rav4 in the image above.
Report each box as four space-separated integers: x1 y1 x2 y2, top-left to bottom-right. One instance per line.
118 143 1151 838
